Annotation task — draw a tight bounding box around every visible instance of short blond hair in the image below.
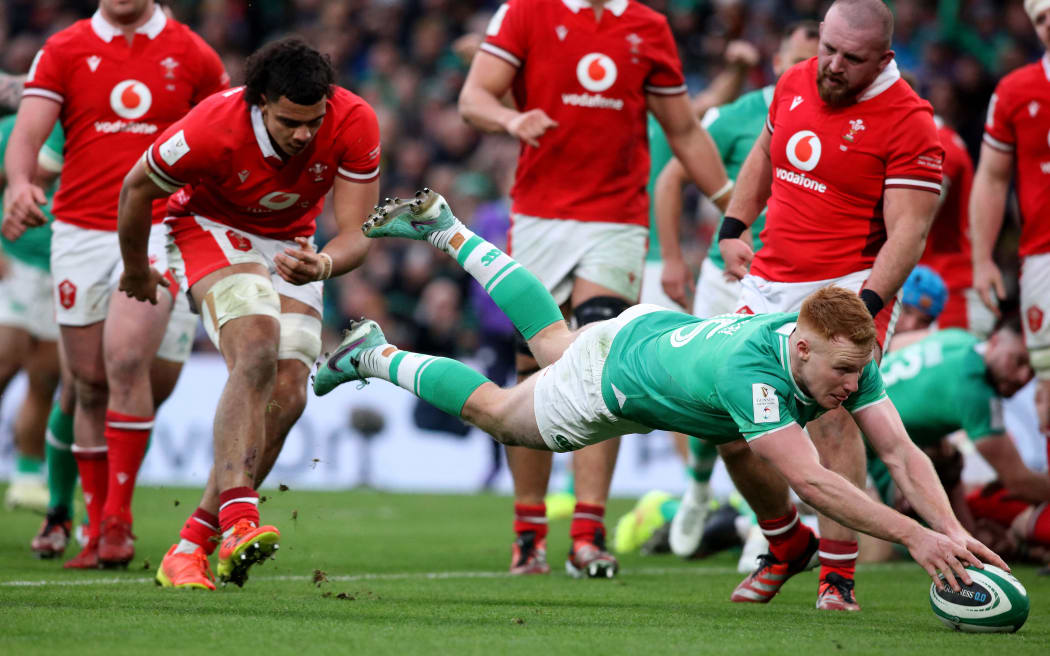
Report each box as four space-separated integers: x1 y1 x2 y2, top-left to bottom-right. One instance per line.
798 286 877 351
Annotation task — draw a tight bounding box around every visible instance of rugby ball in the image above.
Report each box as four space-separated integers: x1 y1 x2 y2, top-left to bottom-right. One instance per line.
929 565 1029 632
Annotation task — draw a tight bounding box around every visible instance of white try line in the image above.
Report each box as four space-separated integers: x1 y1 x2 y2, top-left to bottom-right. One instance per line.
0 563 916 588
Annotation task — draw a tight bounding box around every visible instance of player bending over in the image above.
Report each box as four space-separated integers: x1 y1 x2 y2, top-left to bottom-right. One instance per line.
314 189 1006 592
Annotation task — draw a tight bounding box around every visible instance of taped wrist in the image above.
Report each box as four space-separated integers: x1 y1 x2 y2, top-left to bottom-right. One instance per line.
860 288 884 317
718 217 747 242
317 252 333 280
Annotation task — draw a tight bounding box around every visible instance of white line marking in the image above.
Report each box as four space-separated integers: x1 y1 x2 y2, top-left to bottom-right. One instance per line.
0 563 917 588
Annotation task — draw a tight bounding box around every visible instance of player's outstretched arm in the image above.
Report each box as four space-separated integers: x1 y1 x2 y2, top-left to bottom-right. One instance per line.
274 177 379 285
969 143 1013 314
3 97 58 237
459 52 556 147
855 401 1009 572
976 433 1050 503
116 160 173 304
862 187 939 314
654 157 694 308
749 421 998 591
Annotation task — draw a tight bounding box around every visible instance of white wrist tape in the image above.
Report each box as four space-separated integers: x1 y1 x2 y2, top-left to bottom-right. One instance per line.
709 179 735 203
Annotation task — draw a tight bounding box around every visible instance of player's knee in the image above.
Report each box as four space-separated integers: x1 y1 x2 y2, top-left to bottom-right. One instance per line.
106 347 151 390
277 313 322 369
231 339 279 391
201 273 281 350
573 296 631 327
271 363 309 422
73 375 108 410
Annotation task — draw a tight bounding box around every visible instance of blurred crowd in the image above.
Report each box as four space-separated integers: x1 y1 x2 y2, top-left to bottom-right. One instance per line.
0 0 1040 359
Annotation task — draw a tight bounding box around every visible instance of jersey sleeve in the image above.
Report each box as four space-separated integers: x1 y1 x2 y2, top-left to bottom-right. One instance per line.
844 360 889 414
716 377 798 441
765 67 793 134
480 1 529 69
188 32 230 104
142 111 212 193
643 19 686 96
982 79 1015 153
22 40 67 106
883 106 944 195
336 102 381 183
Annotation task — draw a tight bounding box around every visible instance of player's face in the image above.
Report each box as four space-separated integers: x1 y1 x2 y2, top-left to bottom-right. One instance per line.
772 28 819 77
985 330 1034 398
99 0 152 23
816 8 893 106
1033 8 1050 51
798 334 873 409
260 95 327 157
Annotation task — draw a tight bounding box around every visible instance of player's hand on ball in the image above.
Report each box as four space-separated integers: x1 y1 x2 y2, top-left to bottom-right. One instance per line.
973 259 1005 315
906 526 986 592
275 237 332 285
119 266 169 305
660 256 694 309
719 238 753 282
506 109 558 148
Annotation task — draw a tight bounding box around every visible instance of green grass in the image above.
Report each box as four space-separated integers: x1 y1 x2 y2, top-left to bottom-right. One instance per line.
1 485 1046 655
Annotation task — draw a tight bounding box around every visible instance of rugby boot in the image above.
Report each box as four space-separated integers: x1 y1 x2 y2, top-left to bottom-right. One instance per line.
816 572 861 611
216 519 280 587
669 481 712 558
731 532 819 603
361 188 455 241
31 509 72 559
566 529 619 579
313 319 388 396
63 536 101 569
156 545 216 591
510 530 551 575
98 515 135 567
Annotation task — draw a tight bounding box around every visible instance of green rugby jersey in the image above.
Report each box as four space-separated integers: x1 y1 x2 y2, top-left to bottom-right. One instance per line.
645 113 674 262
600 310 886 443
881 329 1004 446
702 86 771 269
0 114 63 270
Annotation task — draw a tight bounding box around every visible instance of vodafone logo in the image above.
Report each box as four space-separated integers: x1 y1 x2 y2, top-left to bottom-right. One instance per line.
785 130 822 171
576 53 617 92
110 80 152 119
259 191 301 210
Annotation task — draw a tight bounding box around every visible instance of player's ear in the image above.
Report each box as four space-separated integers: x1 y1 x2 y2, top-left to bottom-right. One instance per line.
796 336 811 361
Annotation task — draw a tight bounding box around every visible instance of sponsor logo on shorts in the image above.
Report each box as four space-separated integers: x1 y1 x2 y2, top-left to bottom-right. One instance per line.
226 230 253 252
58 279 76 309
1028 305 1044 333
551 434 577 451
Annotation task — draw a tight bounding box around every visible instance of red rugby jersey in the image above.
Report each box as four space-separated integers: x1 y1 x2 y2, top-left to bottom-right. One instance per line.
920 120 974 293
983 53 1050 258
23 7 228 229
752 58 943 283
144 86 380 240
481 0 686 226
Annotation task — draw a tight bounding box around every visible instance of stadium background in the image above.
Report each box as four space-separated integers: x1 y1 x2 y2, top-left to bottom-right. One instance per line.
0 0 1044 494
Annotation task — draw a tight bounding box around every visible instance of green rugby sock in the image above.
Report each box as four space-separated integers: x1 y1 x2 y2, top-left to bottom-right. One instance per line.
358 347 490 417
687 438 718 484
44 404 77 513
427 222 562 340
15 454 44 475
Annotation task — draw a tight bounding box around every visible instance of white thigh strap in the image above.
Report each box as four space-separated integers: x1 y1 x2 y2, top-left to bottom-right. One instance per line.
200 273 280 349
278 312 323 367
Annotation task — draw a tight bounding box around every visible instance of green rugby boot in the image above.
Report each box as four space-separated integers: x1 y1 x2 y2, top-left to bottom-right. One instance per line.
313 319 388 397
361 188 455 241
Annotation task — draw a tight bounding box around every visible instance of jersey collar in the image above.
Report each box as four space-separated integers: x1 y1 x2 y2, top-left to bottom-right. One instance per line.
250 105 283 162
1042 53 1050 82
775 323 816 406
561 0 629 17
91 6 167 43
857 59 901 103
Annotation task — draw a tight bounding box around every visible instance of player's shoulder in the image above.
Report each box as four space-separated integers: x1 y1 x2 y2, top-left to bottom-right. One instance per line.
622 0 671 27
156 17 220 60
996 59 1046 95
40 18 93 50
326 86 378 130
778 57 818 90
723 86 772 116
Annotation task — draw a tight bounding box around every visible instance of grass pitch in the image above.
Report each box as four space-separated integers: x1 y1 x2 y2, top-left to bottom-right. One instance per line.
1 485 1046 655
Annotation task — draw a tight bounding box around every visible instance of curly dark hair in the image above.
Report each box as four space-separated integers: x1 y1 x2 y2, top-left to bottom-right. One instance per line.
243 37 335 106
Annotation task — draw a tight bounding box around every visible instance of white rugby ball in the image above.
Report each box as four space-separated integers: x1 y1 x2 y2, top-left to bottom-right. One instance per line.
929 565 1029 633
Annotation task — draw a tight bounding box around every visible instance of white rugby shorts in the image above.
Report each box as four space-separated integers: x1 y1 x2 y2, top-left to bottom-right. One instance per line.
0 258 58 341
693 257 741 319
509 214 647 306
1021 253 1050 377
49 220 196 362
532 304 659 452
